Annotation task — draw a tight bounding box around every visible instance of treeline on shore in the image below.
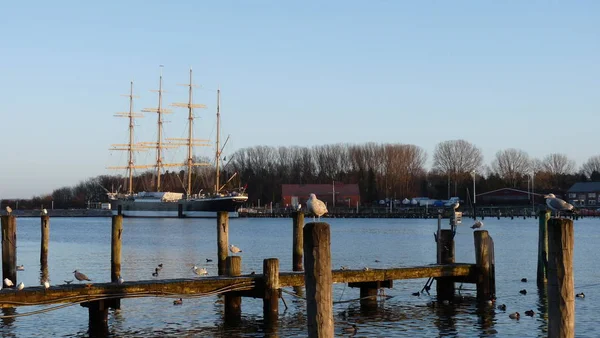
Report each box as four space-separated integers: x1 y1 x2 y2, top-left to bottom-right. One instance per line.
4 140 600 210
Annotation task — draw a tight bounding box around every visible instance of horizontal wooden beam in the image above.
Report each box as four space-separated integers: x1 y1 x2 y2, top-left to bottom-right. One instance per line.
0 276 255 307
0 264 477 307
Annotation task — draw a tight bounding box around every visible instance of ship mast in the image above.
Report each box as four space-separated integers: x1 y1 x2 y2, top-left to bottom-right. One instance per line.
142 66 175 192
170 68 209 197
215 88 221 194
108 81 148 194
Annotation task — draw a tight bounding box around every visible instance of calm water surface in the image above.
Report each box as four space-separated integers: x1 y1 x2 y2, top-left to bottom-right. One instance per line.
1 216 598 337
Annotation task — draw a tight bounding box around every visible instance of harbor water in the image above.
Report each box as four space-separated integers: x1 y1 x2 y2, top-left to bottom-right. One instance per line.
1 216 598 337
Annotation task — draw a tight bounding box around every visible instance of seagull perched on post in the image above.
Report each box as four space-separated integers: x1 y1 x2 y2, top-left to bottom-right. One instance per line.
41 209 48 216
307 193 328 221
73 270 92 282
229 244 242 254
471 220 483 229
5 206 12 215
544 193 576 217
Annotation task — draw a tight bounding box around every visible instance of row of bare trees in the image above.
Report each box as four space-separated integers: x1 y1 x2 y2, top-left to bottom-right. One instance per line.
5 140 600 209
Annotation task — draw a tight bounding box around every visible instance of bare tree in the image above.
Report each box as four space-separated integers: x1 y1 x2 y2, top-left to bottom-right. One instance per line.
490 148 531 187
581 155 600 178
542 153 575 175
433 139 484 196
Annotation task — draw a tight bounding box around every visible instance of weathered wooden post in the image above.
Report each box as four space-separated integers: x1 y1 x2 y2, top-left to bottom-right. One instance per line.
1 216 17 286
225 256 242 322
263 258 280 327
303 222 333 338
436 229 454 301
111 215 123 309
40 215 50 265
547 218 574 338
217 211 229 276
537 210 551 285
292 211 304 271
111 215 123 283
81 300 109 335
474 230 496 302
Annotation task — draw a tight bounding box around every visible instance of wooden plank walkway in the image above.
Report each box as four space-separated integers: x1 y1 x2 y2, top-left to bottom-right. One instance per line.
0 264 476 307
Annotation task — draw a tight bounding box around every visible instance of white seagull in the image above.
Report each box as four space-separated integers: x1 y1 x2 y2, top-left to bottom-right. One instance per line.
471 220 484 229
192 266 208 276
229 244 242 254
544 194 576 216
4 278 13 287
448 201 460 210
73 270 92 282
17 282 24 291
41 209 48 216
5 206 12 215
43 280 50 289
307 193 328 221
117 276 124 284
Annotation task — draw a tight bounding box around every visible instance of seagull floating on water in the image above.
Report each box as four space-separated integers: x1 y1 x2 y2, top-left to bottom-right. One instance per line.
73 270 91 282
192 266 208 276
4 278 13 287
229 244 242 254
544 193 576 216
471 220 483 229
307 193 328 221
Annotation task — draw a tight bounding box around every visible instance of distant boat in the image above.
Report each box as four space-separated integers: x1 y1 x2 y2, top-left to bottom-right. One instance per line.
108 70 247 218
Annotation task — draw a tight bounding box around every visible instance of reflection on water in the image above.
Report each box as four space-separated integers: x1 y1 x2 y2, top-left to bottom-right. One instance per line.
0 216 598 337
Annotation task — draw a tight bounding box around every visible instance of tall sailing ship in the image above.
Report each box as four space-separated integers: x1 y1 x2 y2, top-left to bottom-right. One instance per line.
108 68 248 218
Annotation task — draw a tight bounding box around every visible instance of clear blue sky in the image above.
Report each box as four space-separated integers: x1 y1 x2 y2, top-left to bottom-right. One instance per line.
2 1 599 198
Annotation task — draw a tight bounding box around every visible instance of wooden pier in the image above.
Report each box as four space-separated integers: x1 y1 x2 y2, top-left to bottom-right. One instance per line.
0 212 493 337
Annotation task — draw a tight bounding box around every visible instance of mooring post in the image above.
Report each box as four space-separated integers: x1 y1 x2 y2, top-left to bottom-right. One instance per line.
224 256 242 322
111 215 123 283
82 300 109 335
547 218 574 338
537 210 551 285
1 215 17 286
40 215 50 265
474 230 496 302
436 229 455 301
292 211 304 271
111 215 123 309
263 258 280 327
303 222 333 338
217 211 229 276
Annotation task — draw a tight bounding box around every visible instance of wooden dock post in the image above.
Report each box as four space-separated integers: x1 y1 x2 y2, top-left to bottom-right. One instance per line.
263 258 280 326
547 218 574 338
217 211 229 276
1 216 17 287
537 210 551 285
474 230 496 302
40 215 50 265
303 222 333 338
81 300 109 335
224 256 242 322
111 215 123 309
436 229 455 301
292 211 304 271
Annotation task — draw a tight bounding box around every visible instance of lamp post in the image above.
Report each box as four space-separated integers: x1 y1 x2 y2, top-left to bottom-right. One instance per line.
471 170 477 219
